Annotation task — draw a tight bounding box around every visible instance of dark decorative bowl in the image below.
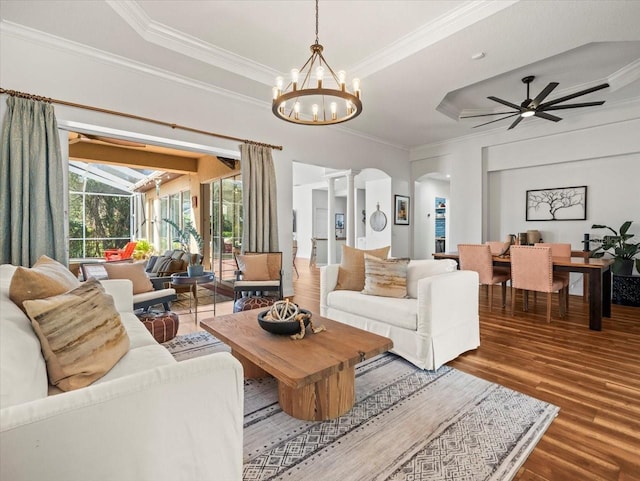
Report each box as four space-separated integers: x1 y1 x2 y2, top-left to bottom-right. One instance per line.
257 309 312 335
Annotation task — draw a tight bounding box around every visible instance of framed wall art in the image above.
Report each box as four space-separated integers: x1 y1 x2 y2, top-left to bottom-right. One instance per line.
526 185 587 221
394 195 410 225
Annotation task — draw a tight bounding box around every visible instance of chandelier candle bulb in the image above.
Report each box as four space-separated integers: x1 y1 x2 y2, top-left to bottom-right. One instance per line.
316 66 324 88
294 101 301 120
291 69 299 90
272 87 279 100
330 102 337 120
276 76 283 90
312 104 319 121
338 70 346 90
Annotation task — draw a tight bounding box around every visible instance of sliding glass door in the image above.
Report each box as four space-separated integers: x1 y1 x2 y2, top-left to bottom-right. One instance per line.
210 175 242 284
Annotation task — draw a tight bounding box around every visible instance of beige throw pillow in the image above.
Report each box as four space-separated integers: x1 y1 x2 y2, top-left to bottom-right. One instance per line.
335 245 390 291
236 254 271 281
362 255 410 298
9 255 80 309
23 279 130 391
103 261 154 294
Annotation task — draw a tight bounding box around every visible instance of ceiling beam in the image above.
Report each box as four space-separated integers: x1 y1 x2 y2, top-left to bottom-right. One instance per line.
68 142 198 173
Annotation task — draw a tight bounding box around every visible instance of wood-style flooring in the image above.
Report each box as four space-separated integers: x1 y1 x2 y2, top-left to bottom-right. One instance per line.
179 259 640 481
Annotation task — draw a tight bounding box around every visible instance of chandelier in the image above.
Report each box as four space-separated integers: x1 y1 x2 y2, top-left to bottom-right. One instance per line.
271 0 362 125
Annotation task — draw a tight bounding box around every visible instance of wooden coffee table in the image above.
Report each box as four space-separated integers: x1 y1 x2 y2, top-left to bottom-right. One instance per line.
200 309 392 421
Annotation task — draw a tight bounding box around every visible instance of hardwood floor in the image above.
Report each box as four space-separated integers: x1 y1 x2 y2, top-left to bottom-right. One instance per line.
291 261 640 481
180 259 640 480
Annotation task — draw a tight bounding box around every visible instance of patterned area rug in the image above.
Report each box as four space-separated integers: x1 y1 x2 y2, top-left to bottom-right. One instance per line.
164 332 559 481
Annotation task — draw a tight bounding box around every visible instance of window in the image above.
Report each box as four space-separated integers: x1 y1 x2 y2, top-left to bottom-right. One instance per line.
68 170 133 259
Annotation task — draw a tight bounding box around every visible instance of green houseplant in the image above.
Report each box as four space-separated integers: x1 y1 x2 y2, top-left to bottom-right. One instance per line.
132 239 154 261
590 221 640 275
163 218 204 276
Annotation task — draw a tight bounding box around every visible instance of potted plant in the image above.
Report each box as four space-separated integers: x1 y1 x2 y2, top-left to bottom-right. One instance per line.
163 218 204 277
132 239 154 261
590 221 640 275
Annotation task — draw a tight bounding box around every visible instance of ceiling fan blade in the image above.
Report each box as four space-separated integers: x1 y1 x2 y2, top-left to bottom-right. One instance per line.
488 96 522 111
507 116 523 130
531 82 559 108
538 83 609 109
542 101 605 111
473 113 520 128
460 111 517 119
534 111 562 122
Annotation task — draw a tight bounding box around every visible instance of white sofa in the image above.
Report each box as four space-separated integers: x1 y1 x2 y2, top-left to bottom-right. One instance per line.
320 259 480 370
0 264 243 481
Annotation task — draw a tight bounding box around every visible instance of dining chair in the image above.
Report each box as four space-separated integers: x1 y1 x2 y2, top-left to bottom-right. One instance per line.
510 245 567 322
535 242 571 312
458 244 510 311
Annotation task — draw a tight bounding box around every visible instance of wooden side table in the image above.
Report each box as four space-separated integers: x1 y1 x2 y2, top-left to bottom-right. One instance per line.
170 272 215 328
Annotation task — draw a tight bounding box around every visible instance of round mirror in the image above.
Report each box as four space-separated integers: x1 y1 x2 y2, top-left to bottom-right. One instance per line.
369 204 387 232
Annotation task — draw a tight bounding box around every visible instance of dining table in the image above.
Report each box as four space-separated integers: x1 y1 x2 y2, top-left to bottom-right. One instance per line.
432 251 614 331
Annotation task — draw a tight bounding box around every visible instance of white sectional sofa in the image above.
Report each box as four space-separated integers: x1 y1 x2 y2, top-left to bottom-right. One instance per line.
0 264 243 481
320 259 480 370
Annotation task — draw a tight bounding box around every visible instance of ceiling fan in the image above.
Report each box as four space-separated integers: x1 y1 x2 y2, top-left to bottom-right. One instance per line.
460 75 609 130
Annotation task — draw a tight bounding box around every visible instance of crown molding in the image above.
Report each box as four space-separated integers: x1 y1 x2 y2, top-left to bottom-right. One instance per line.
0 20 268 109
351 0 519 79
105 0 279 85
1 20 407 151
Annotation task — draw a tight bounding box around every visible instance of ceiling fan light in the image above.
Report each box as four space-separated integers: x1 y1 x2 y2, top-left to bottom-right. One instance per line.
521 110 535 118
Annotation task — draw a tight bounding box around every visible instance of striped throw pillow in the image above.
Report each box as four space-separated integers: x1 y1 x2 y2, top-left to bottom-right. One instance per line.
23 279 130 391
362 254 410 298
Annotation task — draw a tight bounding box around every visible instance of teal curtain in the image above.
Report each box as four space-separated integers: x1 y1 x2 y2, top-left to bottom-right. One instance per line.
240 143 279 252
0 96 66 267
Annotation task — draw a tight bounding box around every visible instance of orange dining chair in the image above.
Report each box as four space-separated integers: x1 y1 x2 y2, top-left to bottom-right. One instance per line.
510 245 567 322
535 242 571 312
104 241 137 261
458 244 510 311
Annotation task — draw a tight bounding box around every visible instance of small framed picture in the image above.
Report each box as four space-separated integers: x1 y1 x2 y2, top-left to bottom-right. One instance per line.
394 195 410 225
335 213 345 230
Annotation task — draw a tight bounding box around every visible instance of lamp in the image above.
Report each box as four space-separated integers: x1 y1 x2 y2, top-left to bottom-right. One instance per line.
271 0 362 125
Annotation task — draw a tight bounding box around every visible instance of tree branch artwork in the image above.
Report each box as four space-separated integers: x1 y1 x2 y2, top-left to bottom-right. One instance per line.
526 186 587 221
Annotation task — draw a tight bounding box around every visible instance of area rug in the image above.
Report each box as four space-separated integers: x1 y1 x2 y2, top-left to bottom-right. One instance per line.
164 332 559 481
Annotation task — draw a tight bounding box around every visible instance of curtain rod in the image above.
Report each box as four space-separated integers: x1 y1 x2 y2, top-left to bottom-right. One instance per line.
0 87 283 151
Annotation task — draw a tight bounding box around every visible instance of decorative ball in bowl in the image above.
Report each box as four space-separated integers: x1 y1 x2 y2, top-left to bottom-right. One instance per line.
257 300 312 335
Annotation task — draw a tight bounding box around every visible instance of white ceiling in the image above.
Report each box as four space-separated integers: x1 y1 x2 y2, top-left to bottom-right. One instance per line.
2 0 639 149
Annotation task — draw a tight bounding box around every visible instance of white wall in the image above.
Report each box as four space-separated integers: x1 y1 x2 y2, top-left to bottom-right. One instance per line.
0 25 410 296
411 101 640 256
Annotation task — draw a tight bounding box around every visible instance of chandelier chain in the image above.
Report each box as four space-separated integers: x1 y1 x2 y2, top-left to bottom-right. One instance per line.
315 0 319 44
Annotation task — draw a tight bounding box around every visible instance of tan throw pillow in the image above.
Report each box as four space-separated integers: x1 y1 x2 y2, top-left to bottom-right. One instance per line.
9 255 80 309
362 255 410 298
335 245 391 291
103 261 154 294
236 254 271 281
23 279 130 391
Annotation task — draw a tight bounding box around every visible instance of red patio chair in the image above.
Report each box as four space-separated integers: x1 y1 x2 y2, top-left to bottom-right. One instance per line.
104 241 137 261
